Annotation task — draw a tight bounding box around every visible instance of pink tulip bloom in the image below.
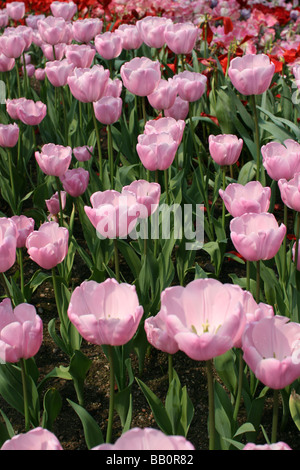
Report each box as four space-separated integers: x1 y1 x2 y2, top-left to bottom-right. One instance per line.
17 99 47 126
122 179 161 218
0 53 15 72
120 56 161 97
14 25 33 51
23 63 35 78
0 218 18 273
164 95 189 120
209 133 243 166
6 97 27 120
60 168 89 198
102 77 122 98
84 190 140 239
243 441 292 451
92 427 194 450
65 44 95 69
73 145 93 162
228 53 275 96
230 212 286 262
144 308 179 355
0 31 26 59
68 278 144 346
164 21 199 55
67 65 110 103
136 132 179 171
37 15 67 46
278 173 300 212
242 315 300 390
261 139 300 181
115 24 143 51
45 59 74 87
219 181 271 218
144 117 185 146
72 18 103 44
147 78 178 111
26 221 69 270
26 14 45 30
136 16 172 49
10 215 35 248
95 31 123 60
0 123 19 148
173 70 207 102
0 12 8 29
45 191 67 217
35 67 46 81
35 143 72 177
6 2 25 21
50 1 77 21
159 278 246 361
93 96 122 125
41 43 66 61
1 427 63 451
0 298 43 363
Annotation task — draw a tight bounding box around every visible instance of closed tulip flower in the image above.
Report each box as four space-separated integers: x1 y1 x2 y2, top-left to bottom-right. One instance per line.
72 18 103 44
67 65 110 103
65 44 96 69
262 139 300 181
1 427 63 451
26 14 45 30
45 59 74 87
0 12 8 29
0 123 19 148
144 117 185 146
0 31 26 59
144 308 179 355
209 133 243 166
95 31 123 60
242 315 300 390
35 143 72 177
219 181 271 218
228 53 275 96
115 24 143 51
50 1 77 21
164 21 199 55
0 218 18 273
26 221 69 270
136 16 172 49
147 78 178 111
278 173 300 212
6 97 27 120
41 43 66 61
17 99 47 126
0 298 43 363
0 53 15 72
14 25 33 51
230 212 286 262
243 442 292 451
173 70 207 103
6 2 25 21
73 145 93 162
164 95 189 120
122 179 161 218
120 56 161 97
102 78 122 98
35 67 46 81
45 191 67 218
68 278 144 346
37 16 67 46
136 132 179 171
93 96 122 125
10 215 35 248
60 168 89 198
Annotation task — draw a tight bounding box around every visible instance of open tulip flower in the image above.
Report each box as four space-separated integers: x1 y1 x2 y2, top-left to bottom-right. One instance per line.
67 65 110 103
120 56 161 97
164 21 199 55
35 143 72 177
37 15 67 46
1 427 63 451
219 181 271 218
122 179 161 218
136 16 172 49
144 117 185 145
261 139 300 181
16 98 47 126
228 53 275 96
65 44 96 69
173 70 207 103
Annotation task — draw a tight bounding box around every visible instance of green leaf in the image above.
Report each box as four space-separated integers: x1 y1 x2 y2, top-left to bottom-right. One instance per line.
41 388 62 431
289 390 300 431
67 399 104 449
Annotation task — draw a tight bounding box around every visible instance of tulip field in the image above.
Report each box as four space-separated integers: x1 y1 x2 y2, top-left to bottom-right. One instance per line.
2 0 300 452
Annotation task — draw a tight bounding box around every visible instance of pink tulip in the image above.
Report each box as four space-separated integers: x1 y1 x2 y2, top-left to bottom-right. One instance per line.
22 63 35 78
92 427 194 450
41 43 66 61
0 53 15 72
136 16 172 49
230 212 286 262
147 78 178 111
159 278 246 361
37 15 67 46
102 77 122 98
164 21 199 55
73 145 93 162
115 24 143 51
0 218 17 273
6 97 27 120
173 70 207 102
228 53 275 95
93 96 122 125
60 168 89 197
68 278 144 346
0 298 43 363
278 173 300 212
10 215 35 248
219 181 271 218
242 315 300 389
26 221 69 270
243 442 292 451
144 308 179 355
1 427 63 451
14 25 33 51
209 134 243 166
45 59 74 87
17 99 47 126
45 191 67 217
26 14 45 30
0 123 19 148
95 31 123 60
6 2 25 21
122 179 161 218
67 65 110 103
84 190 140 239
136 132 179 171
35 143 72 177
164 95 189 120
120 56 161 97
144 117 185 146
72 18 103 44
35 67 46 81
65 44 96 69
0 31 26 59
50 1 77 21
262 139 300 181
0 12 8 29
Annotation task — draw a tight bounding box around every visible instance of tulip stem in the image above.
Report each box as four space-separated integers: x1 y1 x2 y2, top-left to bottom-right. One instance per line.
246 260 250 292
18 248 24 298
233 349 244 422
141 96 147 128
91 103 103 182
55 177 64 227
164 169 169 205
107 124 114 189
7 148 16 214
250 94 261 182
295 212 300 271
222 166 226 232
20 358 30 432
256 260 260 303
114 239 120 283
22 52 29 98
15 59 21 98
282 203 288 283
206 359 215 450
271 388 279 443
106 345 115 444
168 354 173 385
